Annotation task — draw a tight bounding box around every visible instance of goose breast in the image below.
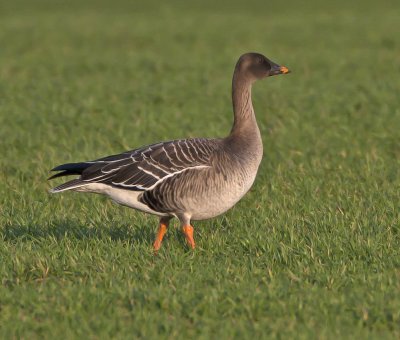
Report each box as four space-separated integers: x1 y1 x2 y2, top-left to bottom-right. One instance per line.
139 149 262 220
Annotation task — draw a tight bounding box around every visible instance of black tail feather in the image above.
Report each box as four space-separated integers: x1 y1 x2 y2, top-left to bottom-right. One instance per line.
51 162 92 172
48 170 81 180
49 162 92 180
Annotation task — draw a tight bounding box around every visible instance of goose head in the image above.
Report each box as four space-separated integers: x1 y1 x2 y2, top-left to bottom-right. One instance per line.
235 52 290 83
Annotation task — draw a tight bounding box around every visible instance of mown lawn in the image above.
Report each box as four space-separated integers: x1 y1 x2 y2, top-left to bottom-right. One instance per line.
1 0 400 338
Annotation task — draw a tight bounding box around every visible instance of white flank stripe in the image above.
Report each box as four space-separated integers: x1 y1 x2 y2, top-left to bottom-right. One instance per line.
137 166 161 180
112 165 210 190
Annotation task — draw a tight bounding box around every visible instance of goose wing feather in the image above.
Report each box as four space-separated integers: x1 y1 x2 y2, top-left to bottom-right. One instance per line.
80 138 218 191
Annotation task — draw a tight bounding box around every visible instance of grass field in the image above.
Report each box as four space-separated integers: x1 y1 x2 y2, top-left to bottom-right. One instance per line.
1 0 400 338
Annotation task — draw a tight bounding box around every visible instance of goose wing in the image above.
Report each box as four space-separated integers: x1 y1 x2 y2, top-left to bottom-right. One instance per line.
80 138 218 191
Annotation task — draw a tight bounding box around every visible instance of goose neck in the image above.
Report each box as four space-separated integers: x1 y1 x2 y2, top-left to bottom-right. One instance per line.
230 74 259 137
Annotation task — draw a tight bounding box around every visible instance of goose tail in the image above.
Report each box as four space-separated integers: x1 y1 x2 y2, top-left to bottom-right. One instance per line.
48 162 92 193
49 179 87 193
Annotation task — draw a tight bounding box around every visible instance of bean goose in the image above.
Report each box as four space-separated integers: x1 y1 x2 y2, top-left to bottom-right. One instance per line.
49 52 290 250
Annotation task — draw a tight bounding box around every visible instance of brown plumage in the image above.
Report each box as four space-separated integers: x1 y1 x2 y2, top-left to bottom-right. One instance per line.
49 52 290 250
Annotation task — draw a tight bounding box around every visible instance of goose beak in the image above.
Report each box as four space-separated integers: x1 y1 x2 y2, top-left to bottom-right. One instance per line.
279 66 290 74
269 63 291 76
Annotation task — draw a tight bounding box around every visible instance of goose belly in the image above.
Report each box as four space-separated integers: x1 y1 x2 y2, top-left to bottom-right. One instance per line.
190 174 257 220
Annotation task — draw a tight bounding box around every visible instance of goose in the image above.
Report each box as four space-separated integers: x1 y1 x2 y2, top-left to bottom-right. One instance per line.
49 52 290 250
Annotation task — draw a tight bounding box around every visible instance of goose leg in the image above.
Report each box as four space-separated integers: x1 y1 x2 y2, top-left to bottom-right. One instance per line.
182 225 195 249
153 216 171 251
178 214 195 249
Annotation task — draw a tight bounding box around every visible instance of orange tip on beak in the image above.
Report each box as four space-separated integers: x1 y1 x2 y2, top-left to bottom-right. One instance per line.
280 66 290 74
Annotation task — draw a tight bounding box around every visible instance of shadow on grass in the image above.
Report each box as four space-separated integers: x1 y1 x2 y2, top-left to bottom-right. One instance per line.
2 219 155 245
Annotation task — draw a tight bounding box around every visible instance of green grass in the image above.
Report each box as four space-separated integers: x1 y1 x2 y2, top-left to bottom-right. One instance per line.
1 0 400 338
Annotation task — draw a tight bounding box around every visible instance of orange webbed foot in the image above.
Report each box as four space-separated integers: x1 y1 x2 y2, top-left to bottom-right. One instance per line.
182 225 195 249
153 219 169 252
